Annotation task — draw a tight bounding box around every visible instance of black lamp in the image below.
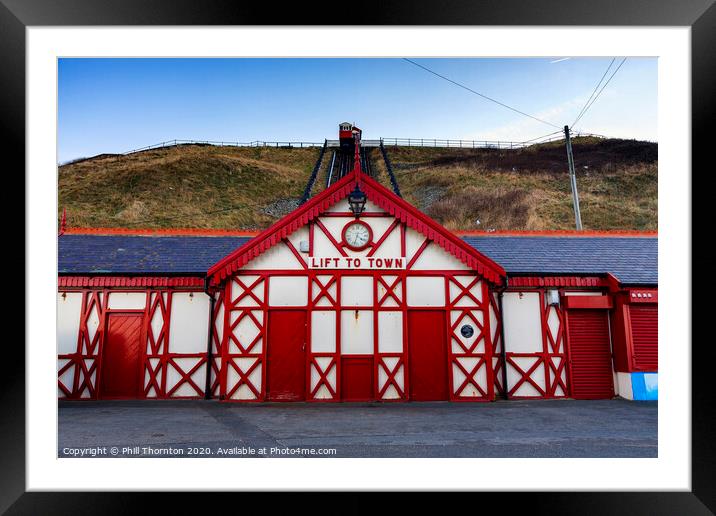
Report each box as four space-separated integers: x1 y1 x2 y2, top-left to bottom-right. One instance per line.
348 184 367 218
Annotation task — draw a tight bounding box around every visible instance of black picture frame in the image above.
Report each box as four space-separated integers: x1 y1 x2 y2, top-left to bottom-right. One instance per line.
3 0 713 512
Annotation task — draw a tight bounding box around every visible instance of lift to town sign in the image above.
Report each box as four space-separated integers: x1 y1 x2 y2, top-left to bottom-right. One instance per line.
309 256 405 269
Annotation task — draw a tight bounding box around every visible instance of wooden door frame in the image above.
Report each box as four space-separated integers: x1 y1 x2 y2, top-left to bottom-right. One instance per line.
97 311 147 400
266 308 308 401
564 308 615 399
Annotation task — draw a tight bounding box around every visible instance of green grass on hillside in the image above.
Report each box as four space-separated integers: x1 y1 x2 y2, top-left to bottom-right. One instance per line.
59 144 318 229
58 138 657 231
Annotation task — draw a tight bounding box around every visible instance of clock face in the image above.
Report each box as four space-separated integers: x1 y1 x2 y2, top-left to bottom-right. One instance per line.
343 221 371 250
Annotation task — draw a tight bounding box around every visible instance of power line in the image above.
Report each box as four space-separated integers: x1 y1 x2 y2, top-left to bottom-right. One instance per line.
403 58 562 130
571 58 615 128
520 130 563 144
572 57 628 128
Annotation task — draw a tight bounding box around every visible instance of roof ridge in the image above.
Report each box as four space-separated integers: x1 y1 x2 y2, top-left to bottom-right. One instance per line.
63 227 260 236
457 230 657 237
206 170 507 285
63 227 657 238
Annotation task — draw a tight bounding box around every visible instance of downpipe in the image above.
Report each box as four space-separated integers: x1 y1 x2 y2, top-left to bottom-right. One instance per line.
496 279 509 400
203 278 216 400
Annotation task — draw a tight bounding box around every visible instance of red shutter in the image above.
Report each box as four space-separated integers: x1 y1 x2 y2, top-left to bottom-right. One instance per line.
630 305 658 372
567 309 614 399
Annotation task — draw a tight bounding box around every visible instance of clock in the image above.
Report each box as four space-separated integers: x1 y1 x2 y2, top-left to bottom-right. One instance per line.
342 220 372 251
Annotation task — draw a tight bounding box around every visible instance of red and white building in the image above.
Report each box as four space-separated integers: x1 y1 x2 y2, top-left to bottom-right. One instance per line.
57 167 658 402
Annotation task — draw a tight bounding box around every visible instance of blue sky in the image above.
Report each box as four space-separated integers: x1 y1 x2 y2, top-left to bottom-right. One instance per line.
58 57 657 163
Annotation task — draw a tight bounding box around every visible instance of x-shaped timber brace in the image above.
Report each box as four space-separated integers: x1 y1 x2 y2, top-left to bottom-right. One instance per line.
212 251 501 402
504 289 570 399
58 287 209 400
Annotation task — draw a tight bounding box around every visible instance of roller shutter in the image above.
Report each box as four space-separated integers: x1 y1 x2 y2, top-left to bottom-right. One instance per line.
567 309 614 399
630 305 658 371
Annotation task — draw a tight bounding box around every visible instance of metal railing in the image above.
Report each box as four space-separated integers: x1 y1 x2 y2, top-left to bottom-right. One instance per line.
60 133 612 166
122 134 610 155
122 139 325 156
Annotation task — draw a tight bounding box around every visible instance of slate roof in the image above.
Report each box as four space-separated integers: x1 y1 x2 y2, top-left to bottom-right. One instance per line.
462 236 657 285
58 234 657 285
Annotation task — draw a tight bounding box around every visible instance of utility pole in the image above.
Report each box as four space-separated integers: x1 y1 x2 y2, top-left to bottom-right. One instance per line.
564 125 583 230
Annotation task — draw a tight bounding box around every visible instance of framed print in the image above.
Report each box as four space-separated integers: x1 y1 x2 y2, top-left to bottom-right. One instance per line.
3 0 714 512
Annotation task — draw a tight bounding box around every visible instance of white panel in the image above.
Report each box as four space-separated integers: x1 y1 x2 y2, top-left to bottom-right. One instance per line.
489 299 501 352
312 225 344 258
452 357 487 397
168 293 211 353
57 361 74 395
328 198 382 213
564 291 605 296
229 310 263 353
370 223 402 258
210 357 222 394
410 243 469 271
144 357 161 397
377 275 402 307
502 292 543 353
616 372 633 400
57 292 82 354
378 311 403 353
378 358 403 399
360 217 394 247
450 310 483 353
227 358 262 400
310 357 336 400
311 311 336 353
512 356 546 389
507 358 539 396
506 364 541 397
341 276 373 306
312 275 337 306
546 308 561 351
165 357 200 394
320 217 352 246
340 310 373 354
150 300 165 350
107 292 146 310
243 242 304 270
450 277 483 306
86 301 100 348
268 276 308 306
405 228 427 263
287 225 310 255
232 275 264 307
406 276 445 307
213 302 224 353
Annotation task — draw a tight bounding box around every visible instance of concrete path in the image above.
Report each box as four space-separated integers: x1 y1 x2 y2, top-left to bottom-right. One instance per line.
58 398 657 458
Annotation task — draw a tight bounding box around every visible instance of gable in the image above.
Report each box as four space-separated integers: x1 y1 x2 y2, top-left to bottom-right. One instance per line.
207 171 506 285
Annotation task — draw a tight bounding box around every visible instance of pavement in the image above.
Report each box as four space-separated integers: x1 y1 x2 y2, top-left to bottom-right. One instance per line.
58 398 657 458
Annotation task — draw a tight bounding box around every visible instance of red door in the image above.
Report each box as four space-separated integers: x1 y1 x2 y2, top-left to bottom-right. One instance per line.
341 357 374 401
408 310 448 401
267 310 307 401
629 305 658 371
567 309 614 399
99 314 143 399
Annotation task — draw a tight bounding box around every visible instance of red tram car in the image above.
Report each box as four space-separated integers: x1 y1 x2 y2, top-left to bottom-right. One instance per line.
339 122 361 151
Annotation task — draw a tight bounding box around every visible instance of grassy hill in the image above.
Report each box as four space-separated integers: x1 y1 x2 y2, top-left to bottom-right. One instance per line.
58 137 657 231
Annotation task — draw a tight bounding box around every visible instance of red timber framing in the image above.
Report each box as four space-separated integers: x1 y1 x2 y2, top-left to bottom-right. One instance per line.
205 169 506 403
502 284 609 400
608 279 659 374
488 291 504 397
213 272 499 402
207 170 505 286
57 281 208 400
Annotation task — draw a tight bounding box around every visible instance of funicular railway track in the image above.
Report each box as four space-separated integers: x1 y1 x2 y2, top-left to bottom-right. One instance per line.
300 123 401 205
